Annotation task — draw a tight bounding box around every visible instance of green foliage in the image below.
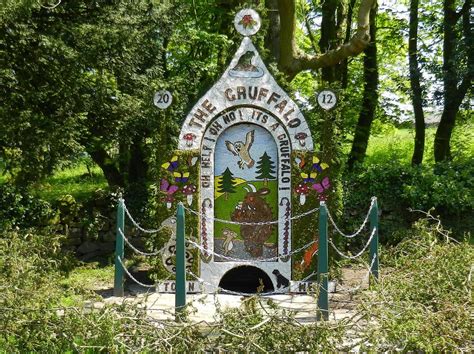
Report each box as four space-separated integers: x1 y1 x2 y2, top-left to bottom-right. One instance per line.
358 220 474 351
0 227 76 350
56 189 118 240
210 302 344 351
404 162 474 213
1 222 473 352
0 0 232 197
60 262 114 292
343 157 474 241
1 294 344 352
450 115 474 163
0 184 58 229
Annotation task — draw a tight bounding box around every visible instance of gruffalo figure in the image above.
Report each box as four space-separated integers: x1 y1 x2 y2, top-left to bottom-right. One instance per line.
231 184 273 257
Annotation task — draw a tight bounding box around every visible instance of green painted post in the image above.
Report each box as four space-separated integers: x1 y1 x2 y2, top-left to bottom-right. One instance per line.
114 197 125 297
317 201 329 321
175 202 186 318
369 197 379 282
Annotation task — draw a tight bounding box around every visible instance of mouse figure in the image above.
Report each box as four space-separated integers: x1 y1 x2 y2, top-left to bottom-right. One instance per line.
221 228 237 256
272 269 290 289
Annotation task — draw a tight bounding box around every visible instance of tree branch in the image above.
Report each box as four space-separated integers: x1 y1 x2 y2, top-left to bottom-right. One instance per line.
304 14 319 54
454 0 470 21
278 0 376 79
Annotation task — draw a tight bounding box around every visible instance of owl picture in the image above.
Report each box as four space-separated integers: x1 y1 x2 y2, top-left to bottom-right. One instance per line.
225 130 255 169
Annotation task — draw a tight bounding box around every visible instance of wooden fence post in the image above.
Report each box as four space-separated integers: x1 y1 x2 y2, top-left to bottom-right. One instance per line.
175 202 186 318
369 197 379 283
317 201 329 320
114 197 125 297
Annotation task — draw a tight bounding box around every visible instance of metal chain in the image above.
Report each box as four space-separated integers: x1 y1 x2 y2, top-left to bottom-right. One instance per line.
290 207 321 220
327 197 376 238
119 228 165 257
183 205 320 225
300 271 318 282
335 254 377 294
295 254 377 294
187 239 317 262
117 256 156 288
122 202 161 234
328 227 377 259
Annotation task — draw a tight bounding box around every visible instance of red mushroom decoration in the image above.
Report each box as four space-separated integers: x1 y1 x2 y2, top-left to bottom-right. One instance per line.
183 133 196 147
295 183 310 205
294 132 308 147
165 195 174 209
182 184 197 206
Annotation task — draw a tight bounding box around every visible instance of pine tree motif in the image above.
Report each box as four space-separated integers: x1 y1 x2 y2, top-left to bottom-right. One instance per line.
256 152 276 186
217 167 237 200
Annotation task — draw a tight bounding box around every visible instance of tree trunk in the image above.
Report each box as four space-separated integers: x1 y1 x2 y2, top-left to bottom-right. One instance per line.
434 108 456 161
434 0 457 161
347 6 378 169
128 139 147 185
118 141 129 178
88 146 124 187
434 0 472 162
341 0 357 88
125 138 149 208
319 0 339 82
409 0 425 165
265 0 281 61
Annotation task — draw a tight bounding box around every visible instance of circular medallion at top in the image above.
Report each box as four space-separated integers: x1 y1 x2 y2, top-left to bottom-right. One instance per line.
234 9 261 36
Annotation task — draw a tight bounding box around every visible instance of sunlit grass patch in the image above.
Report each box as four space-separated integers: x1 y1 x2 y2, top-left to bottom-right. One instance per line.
365 127 437 165
61 262 114 292
33 163 108 202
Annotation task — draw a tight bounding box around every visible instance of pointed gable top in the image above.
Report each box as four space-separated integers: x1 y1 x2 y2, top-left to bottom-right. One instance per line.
178 36 313 151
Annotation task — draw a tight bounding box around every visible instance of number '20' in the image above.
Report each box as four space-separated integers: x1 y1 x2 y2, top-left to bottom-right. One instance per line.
156 93 170 104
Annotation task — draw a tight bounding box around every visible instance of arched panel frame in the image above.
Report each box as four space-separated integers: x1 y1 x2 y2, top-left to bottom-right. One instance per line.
196 105 296 292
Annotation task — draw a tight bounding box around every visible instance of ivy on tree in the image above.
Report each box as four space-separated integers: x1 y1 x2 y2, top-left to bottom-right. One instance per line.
255 152 276 186
218 167 236 200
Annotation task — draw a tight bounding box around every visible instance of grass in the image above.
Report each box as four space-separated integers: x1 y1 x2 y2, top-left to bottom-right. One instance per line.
364 127 436 165
364 121 474 165
32 163 108 202
61 262 115 291
59 262 115 306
